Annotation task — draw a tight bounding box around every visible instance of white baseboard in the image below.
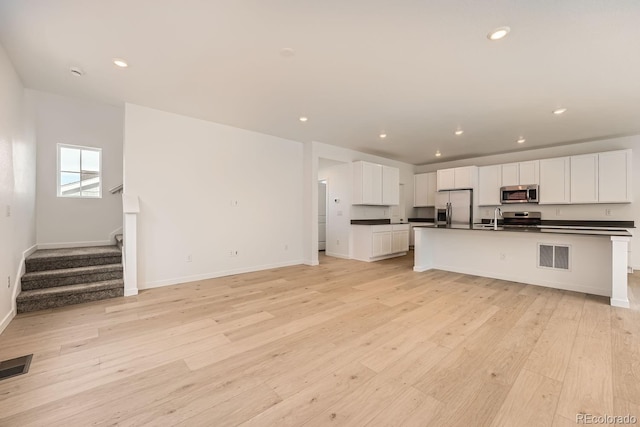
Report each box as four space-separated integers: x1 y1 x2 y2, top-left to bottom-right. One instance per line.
140 259 305 290
1 244 37 335
37 240 113 250
0 309 15 335
611 298 630 308
324 252 350 260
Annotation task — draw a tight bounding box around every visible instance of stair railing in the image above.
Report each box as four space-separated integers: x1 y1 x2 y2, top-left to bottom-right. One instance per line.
122 193 140 296
110 184 124 194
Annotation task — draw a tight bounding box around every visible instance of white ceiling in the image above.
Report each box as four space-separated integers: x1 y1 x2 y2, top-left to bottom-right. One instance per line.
1 0 639 165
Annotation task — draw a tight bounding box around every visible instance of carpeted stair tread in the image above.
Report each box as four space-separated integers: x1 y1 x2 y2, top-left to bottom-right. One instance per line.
17 279 124 301
28 246 121 261
21 264 123 290
26 246 122 272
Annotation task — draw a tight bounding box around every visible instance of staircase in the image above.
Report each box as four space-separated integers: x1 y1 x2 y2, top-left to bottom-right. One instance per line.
17 246 124 313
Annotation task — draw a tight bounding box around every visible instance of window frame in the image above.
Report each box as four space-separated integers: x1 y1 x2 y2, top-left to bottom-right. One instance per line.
56 143 103 199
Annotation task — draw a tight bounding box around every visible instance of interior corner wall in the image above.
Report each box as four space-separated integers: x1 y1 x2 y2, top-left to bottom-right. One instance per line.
415 135 640 269
0 43 36 334
33 90 124 247
123 104 304 288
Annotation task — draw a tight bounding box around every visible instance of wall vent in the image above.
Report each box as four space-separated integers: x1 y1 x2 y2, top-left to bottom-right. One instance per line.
538 244 570 271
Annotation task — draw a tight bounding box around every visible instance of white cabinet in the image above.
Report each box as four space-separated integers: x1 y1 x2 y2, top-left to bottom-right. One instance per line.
353 161 399 205
501 161 539 186
350 224 409 262
382 165 400 205
392 224 410 253
413 172 437 207
437 166 477 191
372 230 392 257
598 149 632 203
478 165 501 206
519 161 540 185
571 153 599 204
539 157 571 204
501 163 519 186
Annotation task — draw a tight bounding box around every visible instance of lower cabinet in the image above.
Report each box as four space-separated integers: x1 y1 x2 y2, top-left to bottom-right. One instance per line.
351 224 410 262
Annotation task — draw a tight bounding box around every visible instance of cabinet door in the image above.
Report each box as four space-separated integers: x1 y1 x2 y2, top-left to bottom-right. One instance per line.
539 157 570 204
392 230 409 253
501 163 519 186
599 150 632 203
425 172 437 206
519 161 540 185
478 165 501 206
382 165 400 205
437 169 456 191
361 162 383 205
372 232 392 257
571 154 598 203
454 167 473 189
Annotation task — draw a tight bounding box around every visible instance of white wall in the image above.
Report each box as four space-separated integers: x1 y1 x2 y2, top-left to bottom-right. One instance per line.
416 135 640 268
324 163 352 259
306 141 416 265
0 43 36 333
124 104 304 288
33 90 124 247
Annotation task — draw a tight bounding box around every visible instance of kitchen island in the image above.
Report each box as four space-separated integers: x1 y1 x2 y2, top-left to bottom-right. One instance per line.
413 224 632 308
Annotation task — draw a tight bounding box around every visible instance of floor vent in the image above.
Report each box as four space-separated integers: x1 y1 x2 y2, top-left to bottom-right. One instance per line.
0 354 33 381
538 244 570 270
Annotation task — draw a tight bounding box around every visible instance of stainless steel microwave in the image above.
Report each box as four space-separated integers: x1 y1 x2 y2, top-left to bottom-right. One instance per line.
500 184 539 204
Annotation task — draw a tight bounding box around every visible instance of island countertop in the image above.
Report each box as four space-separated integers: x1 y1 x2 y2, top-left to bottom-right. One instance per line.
411 223 632 237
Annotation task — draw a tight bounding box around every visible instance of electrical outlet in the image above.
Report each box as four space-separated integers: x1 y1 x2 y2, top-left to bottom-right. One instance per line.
555 208 561 216
337 210 343 216
230 200 239 207
228 250 238 257
605 208 612 216
186 254 192 262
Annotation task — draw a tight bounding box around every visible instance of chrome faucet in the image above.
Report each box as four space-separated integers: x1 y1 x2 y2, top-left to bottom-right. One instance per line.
493 207 502 230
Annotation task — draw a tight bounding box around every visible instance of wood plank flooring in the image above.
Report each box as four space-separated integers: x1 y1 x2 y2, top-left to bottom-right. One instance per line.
1 252 639 426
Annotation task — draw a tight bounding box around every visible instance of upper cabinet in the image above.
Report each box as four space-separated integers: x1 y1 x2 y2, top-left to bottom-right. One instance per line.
413 172 437 207
539 157 571 204
478 165 501 206
352 161 399 205
598 150 632 203
570 153 599 204
437 166 477 191
381 165 400 205
501 161 539 186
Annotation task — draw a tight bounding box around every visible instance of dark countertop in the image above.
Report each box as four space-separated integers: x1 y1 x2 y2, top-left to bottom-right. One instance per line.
413 223 632 237
350 219 411 225
480 219 635 228
408 218 435 223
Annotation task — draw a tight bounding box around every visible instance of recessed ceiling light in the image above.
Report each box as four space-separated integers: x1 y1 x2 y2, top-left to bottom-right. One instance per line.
455 129 464 136
69 67 83 76
517 137 526 144
553 108 567 115
299 116 308 122
435 150 442 157
379 133 387 139
280 48 295 57
487 26 511 41
113 58 128 68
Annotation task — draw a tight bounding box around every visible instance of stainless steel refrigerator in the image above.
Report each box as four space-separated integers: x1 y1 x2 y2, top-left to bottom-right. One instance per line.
435 189 473 225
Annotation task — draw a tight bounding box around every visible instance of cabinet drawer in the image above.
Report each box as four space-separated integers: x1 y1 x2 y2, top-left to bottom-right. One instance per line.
371 225 392 232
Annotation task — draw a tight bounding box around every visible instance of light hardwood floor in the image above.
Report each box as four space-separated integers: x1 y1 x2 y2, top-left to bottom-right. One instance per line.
1 252 639 426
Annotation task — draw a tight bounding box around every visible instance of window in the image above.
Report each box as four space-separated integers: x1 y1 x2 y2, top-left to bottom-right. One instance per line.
57 144 102 198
